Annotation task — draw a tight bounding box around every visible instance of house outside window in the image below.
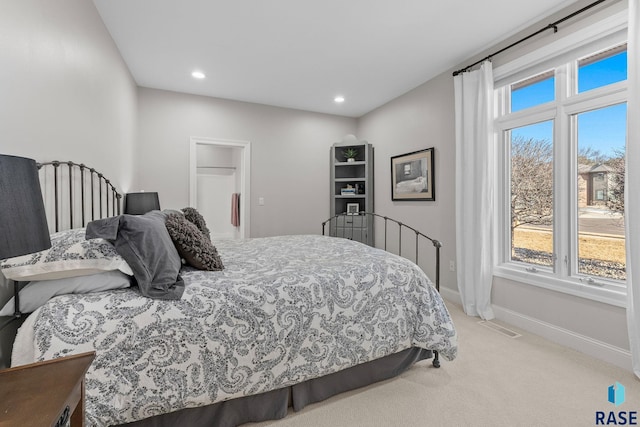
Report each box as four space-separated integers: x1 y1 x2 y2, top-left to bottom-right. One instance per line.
493 13 628 306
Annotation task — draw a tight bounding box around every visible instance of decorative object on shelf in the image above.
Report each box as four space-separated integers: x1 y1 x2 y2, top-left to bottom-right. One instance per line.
341 185 356 195
124 192 161 215
346 203 360 215
355 183 365 194
342 147 358 162
391 148 435 201
0 154 52 318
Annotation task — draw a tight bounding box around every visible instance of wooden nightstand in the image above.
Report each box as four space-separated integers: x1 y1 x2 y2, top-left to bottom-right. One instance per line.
0 351 95 427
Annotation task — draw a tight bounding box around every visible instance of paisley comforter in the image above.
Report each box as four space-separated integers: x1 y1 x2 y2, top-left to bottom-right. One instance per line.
12 235 457 426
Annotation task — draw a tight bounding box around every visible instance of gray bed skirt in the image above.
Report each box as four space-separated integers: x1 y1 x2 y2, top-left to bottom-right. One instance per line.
120 347 432 427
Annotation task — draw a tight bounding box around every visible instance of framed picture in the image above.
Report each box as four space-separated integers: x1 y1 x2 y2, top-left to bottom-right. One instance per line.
390 148 435 201
346 203 360 215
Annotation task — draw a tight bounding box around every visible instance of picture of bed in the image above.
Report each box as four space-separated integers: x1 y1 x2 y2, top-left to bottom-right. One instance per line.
391 148 435 201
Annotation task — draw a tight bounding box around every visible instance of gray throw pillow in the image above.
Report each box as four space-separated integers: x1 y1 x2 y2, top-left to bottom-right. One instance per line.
86 212 184 300
165 214 224 271
181 207 211 241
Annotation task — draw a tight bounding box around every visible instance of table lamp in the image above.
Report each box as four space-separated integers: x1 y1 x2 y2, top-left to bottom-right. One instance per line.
0 154 51 317
124 192 160 215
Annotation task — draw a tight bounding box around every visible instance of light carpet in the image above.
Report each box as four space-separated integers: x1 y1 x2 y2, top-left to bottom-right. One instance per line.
248 302 640 427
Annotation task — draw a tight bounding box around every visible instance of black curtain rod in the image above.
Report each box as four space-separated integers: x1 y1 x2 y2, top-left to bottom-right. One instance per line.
452 0 609 76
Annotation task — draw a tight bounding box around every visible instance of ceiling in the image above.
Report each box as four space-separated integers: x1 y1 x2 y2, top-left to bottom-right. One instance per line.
92 0 578 118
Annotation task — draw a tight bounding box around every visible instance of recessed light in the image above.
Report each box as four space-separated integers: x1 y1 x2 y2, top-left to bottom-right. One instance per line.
192 71 206 79
334 96 345 103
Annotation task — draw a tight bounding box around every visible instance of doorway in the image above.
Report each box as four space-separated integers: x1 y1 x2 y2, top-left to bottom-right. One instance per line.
189 137 250 239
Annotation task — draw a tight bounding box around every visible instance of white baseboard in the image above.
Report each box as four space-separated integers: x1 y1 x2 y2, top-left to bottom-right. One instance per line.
439 286 462 306
438 287 632 372
493 305 632 372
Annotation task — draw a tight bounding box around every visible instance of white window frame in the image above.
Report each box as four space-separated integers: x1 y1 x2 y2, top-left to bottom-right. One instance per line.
493 10 628 307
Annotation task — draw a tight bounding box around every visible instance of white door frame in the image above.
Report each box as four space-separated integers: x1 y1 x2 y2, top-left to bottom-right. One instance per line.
189 136 251 239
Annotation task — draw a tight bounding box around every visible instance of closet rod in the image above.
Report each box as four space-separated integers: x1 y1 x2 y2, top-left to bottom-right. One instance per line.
452 0 609 76
198 166 237 170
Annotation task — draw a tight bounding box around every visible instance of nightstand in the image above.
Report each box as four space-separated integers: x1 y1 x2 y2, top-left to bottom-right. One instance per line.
0 351 95 427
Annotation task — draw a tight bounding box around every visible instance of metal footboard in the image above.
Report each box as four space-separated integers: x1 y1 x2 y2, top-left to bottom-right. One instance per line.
322 211 443 368
321 212 442 291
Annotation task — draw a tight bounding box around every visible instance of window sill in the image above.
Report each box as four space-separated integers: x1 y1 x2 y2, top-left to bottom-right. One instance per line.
493 264 627 308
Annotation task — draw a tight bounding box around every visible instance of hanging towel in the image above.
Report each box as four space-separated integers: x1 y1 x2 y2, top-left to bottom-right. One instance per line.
231 193 240 227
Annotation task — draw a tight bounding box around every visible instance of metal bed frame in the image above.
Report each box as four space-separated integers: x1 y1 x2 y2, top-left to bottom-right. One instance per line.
10 161 122 318
8 167 446 369
1 160 451 426
322 211 443 368
37 160 121 232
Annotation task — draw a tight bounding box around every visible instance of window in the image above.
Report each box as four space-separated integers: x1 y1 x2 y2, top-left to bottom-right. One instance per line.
578 44 627 93
575 103 627 281
511 71 555 112
495 38 627 305
510 121 554 268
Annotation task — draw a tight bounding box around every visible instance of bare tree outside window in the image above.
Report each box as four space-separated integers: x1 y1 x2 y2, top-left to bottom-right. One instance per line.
511 136 553 231
510 135 554 267
605 148 625 215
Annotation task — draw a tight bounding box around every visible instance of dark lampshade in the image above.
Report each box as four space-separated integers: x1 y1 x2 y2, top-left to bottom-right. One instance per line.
124 192 160 215
0 154 51 259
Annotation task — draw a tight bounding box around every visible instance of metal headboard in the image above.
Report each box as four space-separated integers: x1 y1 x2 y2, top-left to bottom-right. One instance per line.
37 161 122 232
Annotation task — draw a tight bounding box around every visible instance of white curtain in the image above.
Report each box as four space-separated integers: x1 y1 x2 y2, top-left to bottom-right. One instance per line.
454 61 495 320
626 0 640 379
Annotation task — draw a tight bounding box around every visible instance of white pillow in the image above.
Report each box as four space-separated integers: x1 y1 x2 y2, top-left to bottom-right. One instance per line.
0 270 131 316
0 228 133 281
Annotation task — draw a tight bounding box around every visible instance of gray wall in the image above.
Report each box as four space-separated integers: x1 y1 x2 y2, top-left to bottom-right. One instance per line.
135 87 356 237
0 0 137 368
0 0 137 191
357 71 457 292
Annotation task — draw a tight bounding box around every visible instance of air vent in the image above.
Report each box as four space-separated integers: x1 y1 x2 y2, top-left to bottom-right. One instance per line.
478 321 522 338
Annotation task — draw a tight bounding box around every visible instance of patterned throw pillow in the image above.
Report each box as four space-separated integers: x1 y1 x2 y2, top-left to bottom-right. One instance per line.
0 228 133 281
165 214 224 271
181 207 211 241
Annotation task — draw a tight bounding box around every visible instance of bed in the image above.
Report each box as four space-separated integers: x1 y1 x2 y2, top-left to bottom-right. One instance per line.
0 160 457 427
